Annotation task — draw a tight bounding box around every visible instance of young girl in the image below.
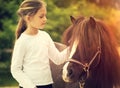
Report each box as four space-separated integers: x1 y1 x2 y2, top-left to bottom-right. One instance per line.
11 0 69 88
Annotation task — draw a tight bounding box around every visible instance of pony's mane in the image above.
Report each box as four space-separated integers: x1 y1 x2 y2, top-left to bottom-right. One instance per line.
62 16 120 87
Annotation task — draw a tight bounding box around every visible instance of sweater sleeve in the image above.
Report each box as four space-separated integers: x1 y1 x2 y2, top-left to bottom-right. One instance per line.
46 33 70 65
11 40 36 88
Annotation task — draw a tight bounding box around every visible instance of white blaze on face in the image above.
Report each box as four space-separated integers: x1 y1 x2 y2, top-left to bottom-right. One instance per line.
62 62 71 82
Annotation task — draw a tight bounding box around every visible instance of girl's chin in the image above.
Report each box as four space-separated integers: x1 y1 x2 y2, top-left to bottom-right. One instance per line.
40 26 45 29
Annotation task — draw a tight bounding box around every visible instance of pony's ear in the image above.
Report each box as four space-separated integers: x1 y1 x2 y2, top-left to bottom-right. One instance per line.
70 16 76 24
89 16 96 28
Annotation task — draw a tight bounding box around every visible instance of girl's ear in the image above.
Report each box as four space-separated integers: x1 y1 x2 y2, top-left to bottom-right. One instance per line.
24 15 31 23
70 16 76 24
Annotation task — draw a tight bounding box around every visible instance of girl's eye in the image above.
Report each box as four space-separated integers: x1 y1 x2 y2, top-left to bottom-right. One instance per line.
39 14 47 18
39 16 44 18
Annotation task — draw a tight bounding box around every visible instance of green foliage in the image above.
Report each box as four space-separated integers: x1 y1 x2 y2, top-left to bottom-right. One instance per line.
68 0 111 20
0 0 20 29
44 0 79 42
0 19 15 49
44 2 65 41
0 71 18 86
44 0 113 42
0 0 20 49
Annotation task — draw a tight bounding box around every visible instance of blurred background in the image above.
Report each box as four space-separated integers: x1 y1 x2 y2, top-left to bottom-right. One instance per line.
0 0 120 87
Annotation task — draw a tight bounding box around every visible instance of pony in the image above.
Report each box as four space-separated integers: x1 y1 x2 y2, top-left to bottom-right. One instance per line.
62 16 120 88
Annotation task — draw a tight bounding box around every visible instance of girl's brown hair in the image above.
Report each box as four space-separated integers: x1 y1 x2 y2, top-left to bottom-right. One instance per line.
16 0 46 39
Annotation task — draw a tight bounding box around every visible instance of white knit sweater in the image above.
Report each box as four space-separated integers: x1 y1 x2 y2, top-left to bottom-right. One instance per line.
11 30 69 88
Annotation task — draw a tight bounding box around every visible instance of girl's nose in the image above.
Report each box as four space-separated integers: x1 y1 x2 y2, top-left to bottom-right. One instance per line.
44 16 47 22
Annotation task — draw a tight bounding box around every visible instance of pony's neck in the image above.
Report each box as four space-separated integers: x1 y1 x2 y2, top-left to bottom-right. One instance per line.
84 77 114 88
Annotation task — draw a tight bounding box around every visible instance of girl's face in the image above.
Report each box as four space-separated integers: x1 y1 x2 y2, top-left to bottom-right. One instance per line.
28 6 47 30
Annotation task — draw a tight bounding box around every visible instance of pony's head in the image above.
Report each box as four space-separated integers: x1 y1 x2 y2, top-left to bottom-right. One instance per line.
62 16 120 88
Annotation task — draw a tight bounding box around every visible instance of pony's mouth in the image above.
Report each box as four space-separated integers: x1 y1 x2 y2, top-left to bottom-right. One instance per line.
79 70 87 83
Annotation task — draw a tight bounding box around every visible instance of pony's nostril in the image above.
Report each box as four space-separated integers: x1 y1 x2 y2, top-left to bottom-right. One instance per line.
68 69 73 76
